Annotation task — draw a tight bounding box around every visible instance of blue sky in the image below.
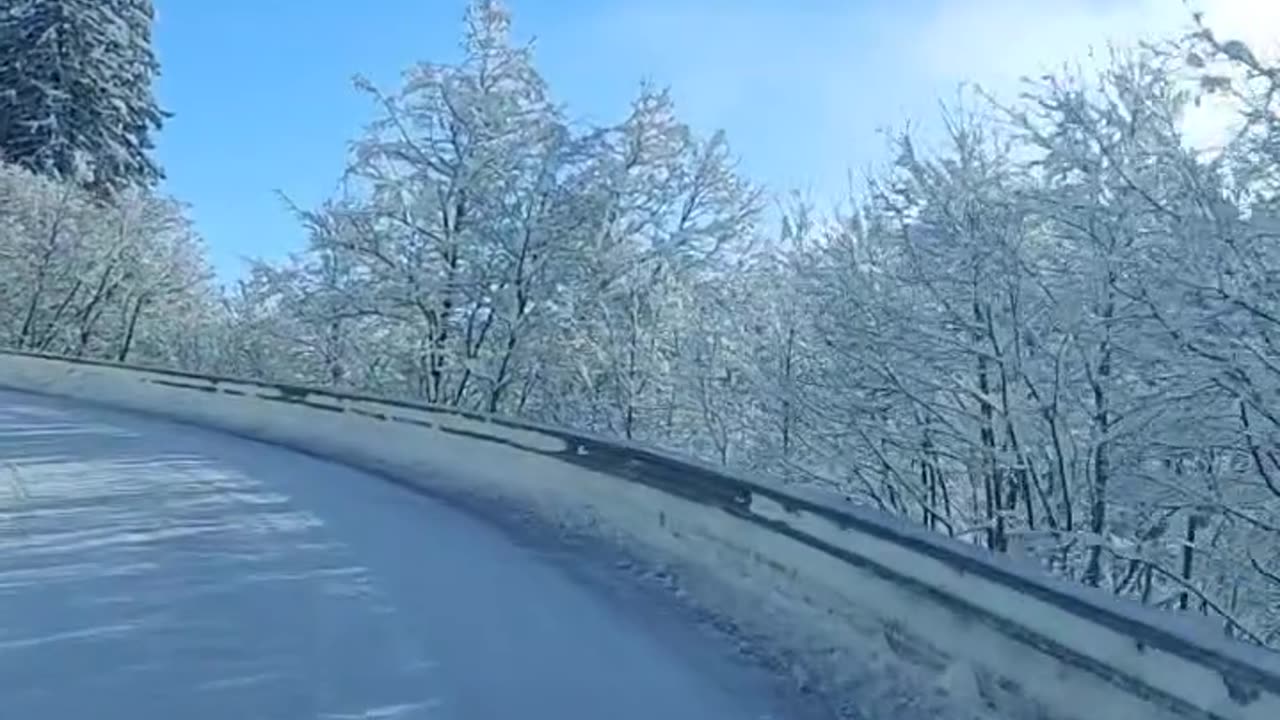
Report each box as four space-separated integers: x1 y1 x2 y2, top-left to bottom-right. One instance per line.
150 0 1255 282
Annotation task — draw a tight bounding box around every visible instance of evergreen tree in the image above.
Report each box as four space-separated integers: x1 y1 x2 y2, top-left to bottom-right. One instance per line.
0 0 166 196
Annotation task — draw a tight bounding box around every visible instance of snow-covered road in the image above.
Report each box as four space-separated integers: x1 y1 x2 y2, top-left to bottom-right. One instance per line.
0 390 805 720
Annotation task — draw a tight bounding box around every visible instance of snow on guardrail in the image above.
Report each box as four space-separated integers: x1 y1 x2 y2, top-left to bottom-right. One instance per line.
1 349 1278 720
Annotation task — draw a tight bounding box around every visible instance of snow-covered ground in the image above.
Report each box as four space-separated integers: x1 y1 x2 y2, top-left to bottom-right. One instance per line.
6 353 1280 720
0 389 808 720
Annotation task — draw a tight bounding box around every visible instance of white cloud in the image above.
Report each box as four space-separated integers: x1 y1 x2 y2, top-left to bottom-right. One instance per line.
1178 0 1280 152
911 0 1280 153
544 0 1279 200
913 0 1183 86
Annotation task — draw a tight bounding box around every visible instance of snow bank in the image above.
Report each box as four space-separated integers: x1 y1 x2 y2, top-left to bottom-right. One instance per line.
2 350 1278 720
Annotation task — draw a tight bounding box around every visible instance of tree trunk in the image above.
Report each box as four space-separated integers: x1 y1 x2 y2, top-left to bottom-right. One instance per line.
1083 281 1115 588
117 295 148 363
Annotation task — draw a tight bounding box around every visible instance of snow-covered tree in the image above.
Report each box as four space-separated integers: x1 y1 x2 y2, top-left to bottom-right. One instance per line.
0 162 211 365
279 0 572 407
537 86 762 440
0 0 166 195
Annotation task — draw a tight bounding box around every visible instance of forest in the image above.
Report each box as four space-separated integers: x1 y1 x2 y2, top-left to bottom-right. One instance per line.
2 1 1278 647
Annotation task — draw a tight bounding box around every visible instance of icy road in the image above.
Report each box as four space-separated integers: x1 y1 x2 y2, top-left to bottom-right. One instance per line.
0 390 809 720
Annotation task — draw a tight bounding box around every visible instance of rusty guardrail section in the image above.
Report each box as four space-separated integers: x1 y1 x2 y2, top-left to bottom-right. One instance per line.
2 349 1278 720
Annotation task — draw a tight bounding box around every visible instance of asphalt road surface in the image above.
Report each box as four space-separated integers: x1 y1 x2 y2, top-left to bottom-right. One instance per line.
0 389 803 720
